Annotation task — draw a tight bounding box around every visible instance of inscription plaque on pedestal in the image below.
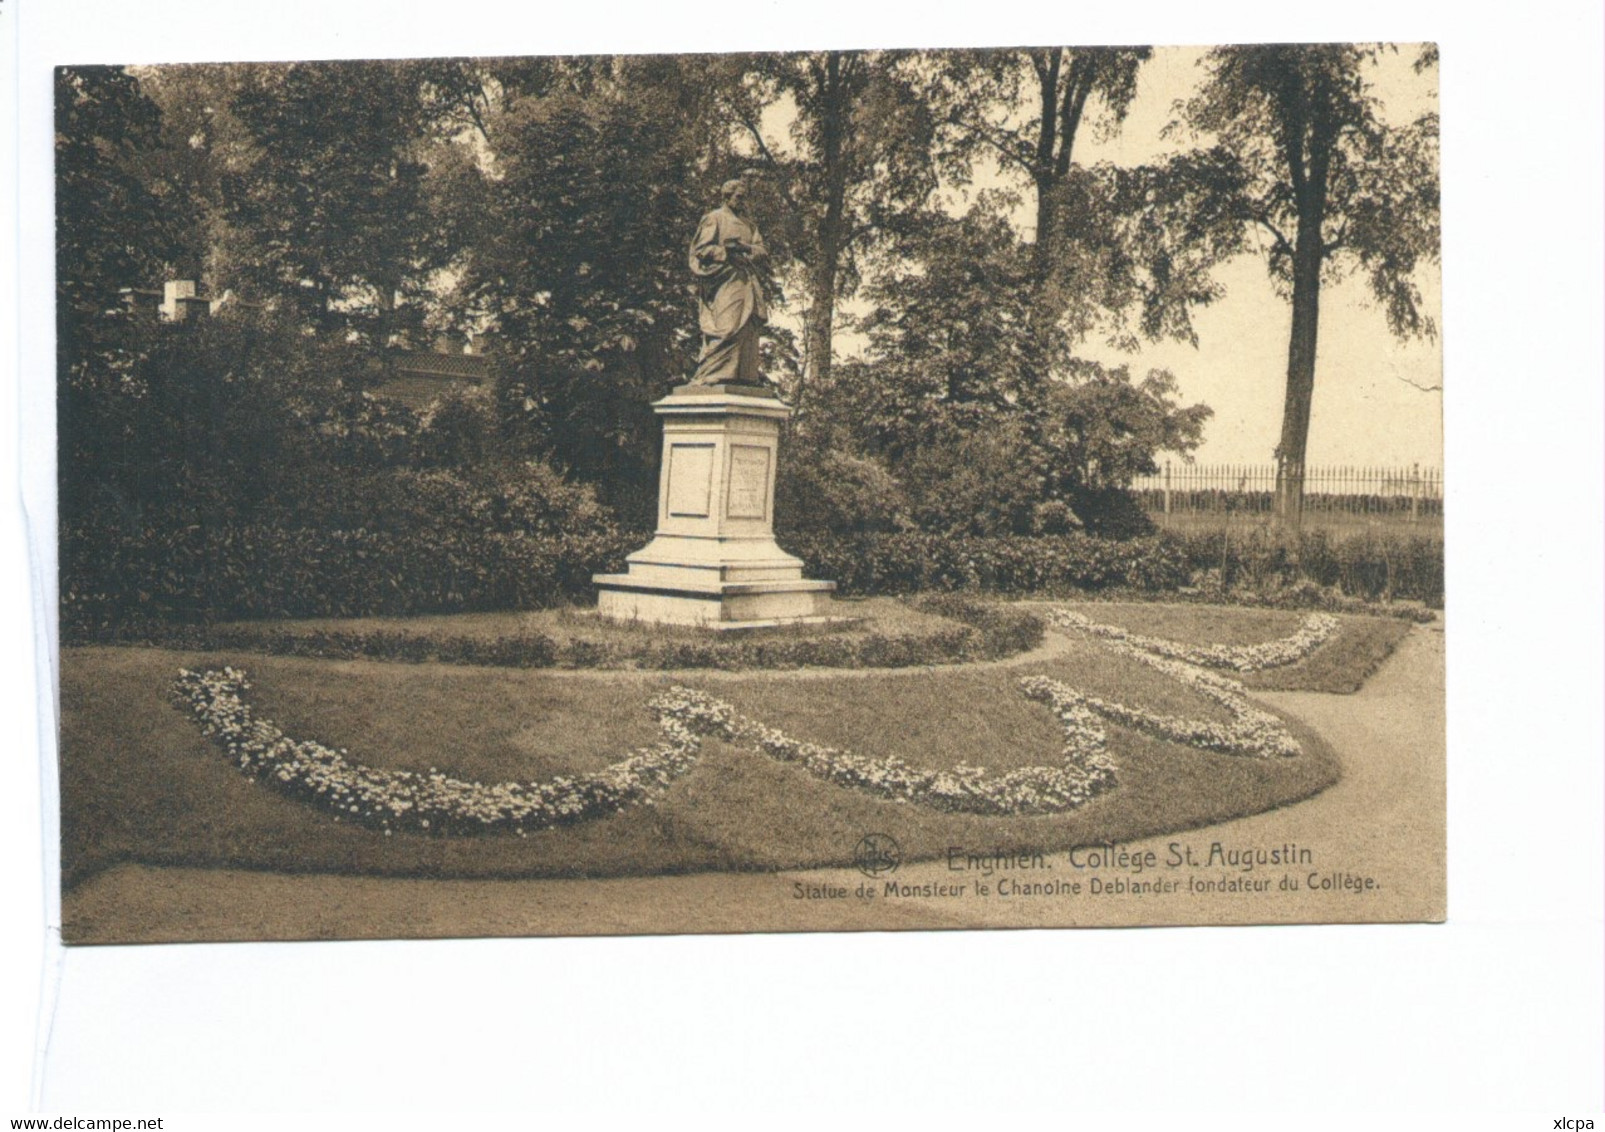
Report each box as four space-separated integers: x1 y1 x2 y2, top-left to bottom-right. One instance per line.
666 443 715 518
727 445 771 520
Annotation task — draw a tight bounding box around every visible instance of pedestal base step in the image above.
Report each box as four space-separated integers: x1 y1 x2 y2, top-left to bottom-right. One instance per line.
594 574 838 628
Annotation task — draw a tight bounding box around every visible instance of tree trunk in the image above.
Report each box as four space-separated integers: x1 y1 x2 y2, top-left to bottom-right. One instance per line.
1027 50 1093 340
802 252 837 393
1271 55 1335 535
1274 215 1323 531
1031 172 1057 294
1027 49 1062 307
801 53 851 398
376 278 398 350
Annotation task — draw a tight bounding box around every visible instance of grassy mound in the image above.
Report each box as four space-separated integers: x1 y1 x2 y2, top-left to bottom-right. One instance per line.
59 623 1338 904
108 596 1042 671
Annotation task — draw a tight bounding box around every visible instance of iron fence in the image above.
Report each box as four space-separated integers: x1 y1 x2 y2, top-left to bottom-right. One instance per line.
1131 462 1443 523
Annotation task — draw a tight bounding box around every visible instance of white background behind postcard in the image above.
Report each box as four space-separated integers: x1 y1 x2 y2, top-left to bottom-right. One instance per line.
3 0 1601 1123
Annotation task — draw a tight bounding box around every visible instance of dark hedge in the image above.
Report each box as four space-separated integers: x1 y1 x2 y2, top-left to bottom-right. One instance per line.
61 522 1441 639
1165 528 1444 608
61 523 638 635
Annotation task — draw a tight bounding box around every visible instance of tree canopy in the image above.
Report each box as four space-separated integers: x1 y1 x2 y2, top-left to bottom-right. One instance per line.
732 50 938 396
56 46 1434 559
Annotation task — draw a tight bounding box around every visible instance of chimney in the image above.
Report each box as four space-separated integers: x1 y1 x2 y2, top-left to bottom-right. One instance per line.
161 280 197 320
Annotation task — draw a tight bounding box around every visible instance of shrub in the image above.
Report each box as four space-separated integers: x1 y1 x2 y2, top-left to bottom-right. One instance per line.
414 385 496 468
774 444 911 534
784 532 1193 596
60 516 1439 640
290 460 619 540
490 460 619 538
61 446 627 634
1070 488 1156 539
911 593 1045 657
1030 499 1082 535
899 420 1047 536
1166 526 1443 607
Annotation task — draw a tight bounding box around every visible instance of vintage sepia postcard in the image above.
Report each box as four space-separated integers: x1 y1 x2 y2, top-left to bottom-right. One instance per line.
54 43 1444 945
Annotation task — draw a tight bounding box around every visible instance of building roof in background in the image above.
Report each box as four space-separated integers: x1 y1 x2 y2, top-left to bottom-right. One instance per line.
373 348 496 410
389 351 493 381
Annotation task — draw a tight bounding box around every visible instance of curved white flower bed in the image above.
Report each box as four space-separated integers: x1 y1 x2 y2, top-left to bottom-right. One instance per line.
1040 610 1306 758
172 667 722 835
174 668 1121 825
1047 609 1340 672
174 608 1313 833
675 678 1118 815
1048 644 1300 759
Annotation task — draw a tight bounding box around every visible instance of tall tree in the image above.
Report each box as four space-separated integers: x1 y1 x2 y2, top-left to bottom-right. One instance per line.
936 47 1150 329
224 61 457 344
56 67 192 334
1177 44 1440 527
450 55 745 516
133 63 257 285
734 51 936 395
846 207 1053 463
821 206 1209 534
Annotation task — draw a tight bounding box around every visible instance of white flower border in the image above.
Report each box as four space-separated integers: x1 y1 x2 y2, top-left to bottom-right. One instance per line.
1043 639 1301 759
172 667 723 835
173 668 1122 826
1048 609 1340 672
676 678 1119 816
173 608 1327 832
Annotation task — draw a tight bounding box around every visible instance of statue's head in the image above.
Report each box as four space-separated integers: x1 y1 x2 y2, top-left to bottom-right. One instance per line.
721 178 748 210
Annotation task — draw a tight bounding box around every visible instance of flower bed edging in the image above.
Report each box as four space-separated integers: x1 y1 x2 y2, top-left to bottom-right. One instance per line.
1047 609 1340 672
677 677 1119 816
174 642 1306 835
172 667 724 835
130 597 1042 672
173 592 1331 835
173 667 1122 827
1050 647 1301 759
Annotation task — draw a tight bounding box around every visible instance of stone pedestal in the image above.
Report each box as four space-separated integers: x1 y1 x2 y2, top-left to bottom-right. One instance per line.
594 384 838 628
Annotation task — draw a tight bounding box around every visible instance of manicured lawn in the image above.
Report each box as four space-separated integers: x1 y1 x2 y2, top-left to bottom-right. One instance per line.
59 608 1340 909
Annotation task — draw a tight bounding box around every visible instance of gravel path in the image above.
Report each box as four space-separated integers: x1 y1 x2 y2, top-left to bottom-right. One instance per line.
62 621 1444 942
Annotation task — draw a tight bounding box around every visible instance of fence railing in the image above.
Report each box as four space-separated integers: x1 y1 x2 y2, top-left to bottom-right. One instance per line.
1131 462 1443 522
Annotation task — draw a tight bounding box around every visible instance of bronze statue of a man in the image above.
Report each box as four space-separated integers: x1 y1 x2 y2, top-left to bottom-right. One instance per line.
688 178 770 386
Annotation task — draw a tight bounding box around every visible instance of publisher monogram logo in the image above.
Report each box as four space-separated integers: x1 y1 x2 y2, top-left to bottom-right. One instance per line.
852 834 901 878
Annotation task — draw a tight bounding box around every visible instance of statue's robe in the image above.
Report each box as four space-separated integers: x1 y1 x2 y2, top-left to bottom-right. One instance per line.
688 205 768 384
